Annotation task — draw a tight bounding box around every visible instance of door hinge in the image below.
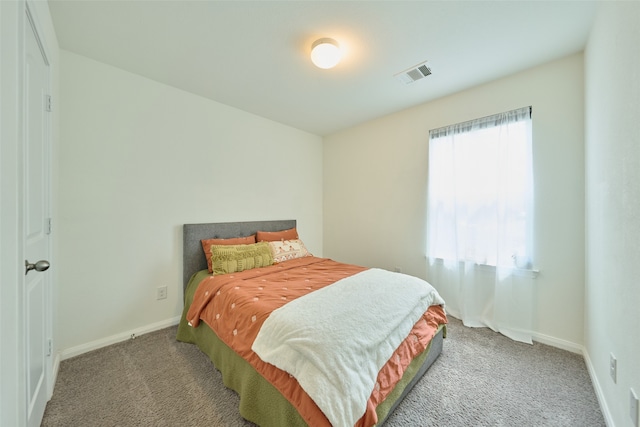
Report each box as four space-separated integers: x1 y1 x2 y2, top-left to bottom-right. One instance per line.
47 339 52 357
45 94 52 112
45 217 52 235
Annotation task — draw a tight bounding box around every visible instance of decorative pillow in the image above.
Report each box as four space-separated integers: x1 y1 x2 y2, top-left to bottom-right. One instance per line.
257 227 299 242
201 235 256 273
210 242 273 275
268 239 311 263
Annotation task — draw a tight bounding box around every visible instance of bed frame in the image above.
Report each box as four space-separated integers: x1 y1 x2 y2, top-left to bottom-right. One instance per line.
183 219 296 290
180 219 443 426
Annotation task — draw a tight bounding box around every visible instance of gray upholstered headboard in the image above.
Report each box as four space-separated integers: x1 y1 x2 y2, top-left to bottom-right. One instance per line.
183 219 296 290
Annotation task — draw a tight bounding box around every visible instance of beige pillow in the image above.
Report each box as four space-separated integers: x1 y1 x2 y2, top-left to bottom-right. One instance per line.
268 239 311 263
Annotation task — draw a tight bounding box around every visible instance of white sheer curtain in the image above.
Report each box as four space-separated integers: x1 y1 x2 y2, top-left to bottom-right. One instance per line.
426 106 535 343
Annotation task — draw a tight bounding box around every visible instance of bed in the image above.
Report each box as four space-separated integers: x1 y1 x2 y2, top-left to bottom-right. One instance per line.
176 220 447 426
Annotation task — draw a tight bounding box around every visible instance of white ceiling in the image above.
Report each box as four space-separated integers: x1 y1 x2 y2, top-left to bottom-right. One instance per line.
48 0 600 136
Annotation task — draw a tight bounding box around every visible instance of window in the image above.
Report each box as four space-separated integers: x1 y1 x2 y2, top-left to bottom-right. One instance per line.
427 106 533 270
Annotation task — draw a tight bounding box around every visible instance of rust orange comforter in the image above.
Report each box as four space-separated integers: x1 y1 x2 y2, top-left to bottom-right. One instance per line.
186 256 447 427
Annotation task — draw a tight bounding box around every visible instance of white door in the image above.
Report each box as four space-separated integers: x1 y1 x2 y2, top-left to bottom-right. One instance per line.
24 9 52 427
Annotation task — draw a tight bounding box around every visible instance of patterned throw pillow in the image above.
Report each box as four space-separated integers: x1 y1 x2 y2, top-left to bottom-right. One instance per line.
268 239 311 263
210 242 273 275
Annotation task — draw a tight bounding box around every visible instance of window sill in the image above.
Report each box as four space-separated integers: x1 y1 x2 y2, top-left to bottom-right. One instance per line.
428 257 539 279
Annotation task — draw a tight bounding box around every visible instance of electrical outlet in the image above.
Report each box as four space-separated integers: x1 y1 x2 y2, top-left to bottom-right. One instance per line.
157 286 167 300
631 388 639 427
610 353 617 383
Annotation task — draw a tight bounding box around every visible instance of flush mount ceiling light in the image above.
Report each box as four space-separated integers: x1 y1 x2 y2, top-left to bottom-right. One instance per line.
310 38 342 69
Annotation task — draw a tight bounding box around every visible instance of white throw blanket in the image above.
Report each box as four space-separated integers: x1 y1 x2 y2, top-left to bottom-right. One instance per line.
251 268 445 427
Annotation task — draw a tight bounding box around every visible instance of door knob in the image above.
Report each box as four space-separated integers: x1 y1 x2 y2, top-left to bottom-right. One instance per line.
25 260 50 275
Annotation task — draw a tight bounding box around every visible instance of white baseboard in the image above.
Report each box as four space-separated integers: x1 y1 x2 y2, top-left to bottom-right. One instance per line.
59 316 182 361
583 349 615 427
531 331 584 354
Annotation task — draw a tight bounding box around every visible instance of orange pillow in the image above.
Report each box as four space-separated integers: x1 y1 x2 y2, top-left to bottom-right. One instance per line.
256 227 299 242
201 235 256 273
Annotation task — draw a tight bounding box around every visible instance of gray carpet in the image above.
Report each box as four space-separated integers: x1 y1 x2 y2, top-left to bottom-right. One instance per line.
42 317 605 426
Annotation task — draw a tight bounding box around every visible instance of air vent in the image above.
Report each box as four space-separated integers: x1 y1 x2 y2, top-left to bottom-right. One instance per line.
394 61 432 85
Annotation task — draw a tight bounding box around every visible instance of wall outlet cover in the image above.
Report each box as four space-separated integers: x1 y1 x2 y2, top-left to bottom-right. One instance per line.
157 286 168 300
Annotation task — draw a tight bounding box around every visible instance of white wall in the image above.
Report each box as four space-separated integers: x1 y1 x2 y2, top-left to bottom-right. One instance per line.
585 2 640 426
58 51 323 355
324 53 585 350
